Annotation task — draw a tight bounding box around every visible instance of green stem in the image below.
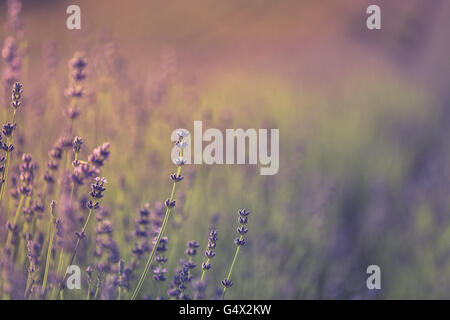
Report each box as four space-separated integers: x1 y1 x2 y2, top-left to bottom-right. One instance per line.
69 152 78 203
94 274 102 300
131 162 183 300
223 237 242 298
130 199 174 299
86 282 91 300
41 204 56 296
51 246 65 300
6 194 25 249
200 258 210 282
57 208 94 297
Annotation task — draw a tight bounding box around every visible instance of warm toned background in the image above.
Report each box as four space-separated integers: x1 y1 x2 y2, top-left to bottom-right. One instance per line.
1 0 450 299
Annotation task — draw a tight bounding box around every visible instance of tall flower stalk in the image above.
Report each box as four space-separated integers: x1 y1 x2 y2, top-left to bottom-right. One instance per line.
130 129 189 300
0 82 23 202
201 228 218 281
222 209 250 298
56 177 107 298
41 200 56 296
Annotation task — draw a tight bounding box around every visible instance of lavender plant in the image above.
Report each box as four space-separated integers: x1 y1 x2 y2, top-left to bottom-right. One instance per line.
201 228 218 281
221 209 250 298
41 200 56 296
0 10 260 301
56 177 107 298
0 82 23 203
130 129 189 300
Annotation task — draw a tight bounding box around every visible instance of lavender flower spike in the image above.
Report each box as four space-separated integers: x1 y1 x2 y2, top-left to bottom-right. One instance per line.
222 209 250 297
131 127 188 300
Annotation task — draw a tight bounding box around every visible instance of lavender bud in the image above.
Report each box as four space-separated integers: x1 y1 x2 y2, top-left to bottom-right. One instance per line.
221 279 233 288
165 199 176 208
237 226 248 235
234 237 246 246
202 262 211 270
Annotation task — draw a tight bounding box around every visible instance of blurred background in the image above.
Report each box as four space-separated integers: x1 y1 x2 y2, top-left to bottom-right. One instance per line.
0 0 449 299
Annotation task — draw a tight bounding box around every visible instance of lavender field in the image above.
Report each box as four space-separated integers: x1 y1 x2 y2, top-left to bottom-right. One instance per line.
0 0 450 300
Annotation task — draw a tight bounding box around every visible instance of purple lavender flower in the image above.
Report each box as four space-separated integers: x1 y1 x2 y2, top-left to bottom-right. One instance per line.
234 237 246 246
6 0 24 39
170 173 184 182
64 106 80 120
72 136 82 153
167 262 191 300
90 177 107 199
1 38 21 88
237 226 248 235
26 240 41 273
165 199 176 208
88 143 111 169
96 220 113 234
221 209 250 296
185 240 200 256
11 81 23 109
65 52 87 100
221 279 233 288
201 228 218 275
152 267 167 282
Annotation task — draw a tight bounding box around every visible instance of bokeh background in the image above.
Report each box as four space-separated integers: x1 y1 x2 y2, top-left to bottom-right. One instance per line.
1 0 450 299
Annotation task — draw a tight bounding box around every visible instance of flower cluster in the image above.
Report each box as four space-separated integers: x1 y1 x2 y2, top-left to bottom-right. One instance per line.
26 240 41 273
1 83 22 153
17 153 37 197
94 218 120 275
152 236 168 282
1 37 21 88
132 203 151 259
235 209 250 246
43 137 68 186
88 143 111 168
72 136 82 153
202 228 218 272
85 177 106 213
221 209 251 293
65 51 87 100
168 261 191 300
186 240 200 257
71 142 110 187
6 0 24 40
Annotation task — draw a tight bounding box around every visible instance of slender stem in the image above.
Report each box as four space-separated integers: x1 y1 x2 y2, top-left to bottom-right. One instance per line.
223 237 242 298
200 258 210 282
41 204 56 296
51 246 65 299
6 194 25 248
94 274 102 300
0 150 11 200
57 208 94 297
25 264 33 296
86 282 91 300
131 151 183 300
0 109 17 202
25 277 35 299
16 196 32 266
130 199 173 300
69 152 78 203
